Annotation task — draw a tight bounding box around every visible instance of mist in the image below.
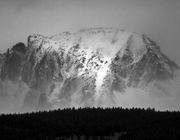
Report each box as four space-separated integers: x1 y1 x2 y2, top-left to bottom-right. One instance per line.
0 0 180 64
0 0 180 113
0 70 179 113
114 73 180 111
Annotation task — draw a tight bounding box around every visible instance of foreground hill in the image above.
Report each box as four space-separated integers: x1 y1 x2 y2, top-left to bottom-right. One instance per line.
0 108 180 140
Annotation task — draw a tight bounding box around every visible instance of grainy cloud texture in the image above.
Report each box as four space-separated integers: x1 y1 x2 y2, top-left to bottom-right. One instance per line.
0 0 180 113
0 0 179 63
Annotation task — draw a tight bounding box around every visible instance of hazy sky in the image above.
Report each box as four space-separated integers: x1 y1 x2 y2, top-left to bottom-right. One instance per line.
0 0 180 64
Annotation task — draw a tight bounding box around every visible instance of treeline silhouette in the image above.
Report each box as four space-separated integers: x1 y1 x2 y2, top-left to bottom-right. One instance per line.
0 107 180 140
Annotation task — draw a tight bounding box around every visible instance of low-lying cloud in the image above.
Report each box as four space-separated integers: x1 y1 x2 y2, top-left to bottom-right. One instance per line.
0 71 179 113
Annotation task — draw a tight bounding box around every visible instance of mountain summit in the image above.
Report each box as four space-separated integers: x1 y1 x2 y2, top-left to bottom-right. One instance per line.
0 27 179 109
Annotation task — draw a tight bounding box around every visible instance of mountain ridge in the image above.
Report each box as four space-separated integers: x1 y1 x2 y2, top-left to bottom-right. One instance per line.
0 27 179 110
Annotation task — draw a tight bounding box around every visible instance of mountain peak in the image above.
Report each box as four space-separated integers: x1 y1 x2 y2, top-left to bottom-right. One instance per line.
0 27 179 110
11 28 180 88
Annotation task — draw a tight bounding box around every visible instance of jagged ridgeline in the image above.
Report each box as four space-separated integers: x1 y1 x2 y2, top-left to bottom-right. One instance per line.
0 28 179 109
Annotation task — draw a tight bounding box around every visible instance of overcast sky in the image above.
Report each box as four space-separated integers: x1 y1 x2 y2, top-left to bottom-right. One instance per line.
0 0 180 64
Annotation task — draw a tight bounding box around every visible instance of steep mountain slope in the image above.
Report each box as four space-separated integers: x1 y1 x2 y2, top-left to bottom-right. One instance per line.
0 53 4 70
0 43 26 81
0 27 179 109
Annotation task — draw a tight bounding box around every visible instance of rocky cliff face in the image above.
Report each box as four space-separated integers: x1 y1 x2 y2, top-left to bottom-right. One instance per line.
0 43 26 81
0 27 179 109
0 53 4 70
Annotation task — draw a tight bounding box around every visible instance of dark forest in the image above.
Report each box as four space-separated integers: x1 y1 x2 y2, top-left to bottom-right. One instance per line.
0 107 180 140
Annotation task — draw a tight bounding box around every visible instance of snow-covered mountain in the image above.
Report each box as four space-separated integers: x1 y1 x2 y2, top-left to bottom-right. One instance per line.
0 27 179 109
